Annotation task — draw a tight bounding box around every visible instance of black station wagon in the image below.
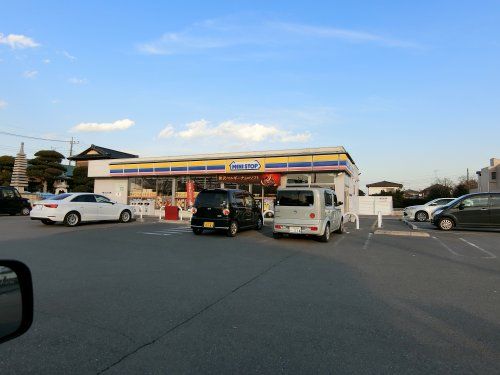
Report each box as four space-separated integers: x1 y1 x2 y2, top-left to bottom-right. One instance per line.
190 189 263 237
0 186 31 216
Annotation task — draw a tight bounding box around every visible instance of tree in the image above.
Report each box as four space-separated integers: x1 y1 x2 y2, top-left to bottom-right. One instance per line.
27 150 66 192
70 166 94 192
453 183 469 197
426 184 452 200
457 176 478 190
0 155 15 185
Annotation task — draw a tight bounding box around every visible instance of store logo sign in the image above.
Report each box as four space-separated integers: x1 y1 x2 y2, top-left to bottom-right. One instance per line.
229 160 261 171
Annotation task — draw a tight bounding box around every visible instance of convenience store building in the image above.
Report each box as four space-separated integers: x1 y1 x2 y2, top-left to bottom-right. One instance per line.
88 146 360 215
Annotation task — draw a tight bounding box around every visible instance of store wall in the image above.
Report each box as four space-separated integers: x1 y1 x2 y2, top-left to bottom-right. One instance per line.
88 160 112 177
94 178 128 204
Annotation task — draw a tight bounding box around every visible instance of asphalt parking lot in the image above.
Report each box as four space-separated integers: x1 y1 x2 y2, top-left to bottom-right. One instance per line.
0 215 499 374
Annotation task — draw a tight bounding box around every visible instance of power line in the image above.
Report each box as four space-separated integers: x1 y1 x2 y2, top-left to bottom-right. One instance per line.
0 130 71 143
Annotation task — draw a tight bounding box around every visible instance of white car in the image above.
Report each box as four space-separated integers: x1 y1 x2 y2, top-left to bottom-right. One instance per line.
30 193 134 226
403 198 455 222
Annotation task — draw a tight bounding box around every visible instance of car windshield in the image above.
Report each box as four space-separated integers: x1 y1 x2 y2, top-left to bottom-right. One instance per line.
276 190 314 206
441 195 466 208
195 192 227 207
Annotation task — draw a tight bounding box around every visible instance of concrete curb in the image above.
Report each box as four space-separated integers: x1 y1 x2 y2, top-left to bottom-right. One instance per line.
402 219 419 230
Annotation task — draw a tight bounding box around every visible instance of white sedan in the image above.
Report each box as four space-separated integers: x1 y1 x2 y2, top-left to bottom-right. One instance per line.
403 197 455 222
30 193 134 226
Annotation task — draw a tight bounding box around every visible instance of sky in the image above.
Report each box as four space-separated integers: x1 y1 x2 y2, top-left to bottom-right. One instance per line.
1 1 499 190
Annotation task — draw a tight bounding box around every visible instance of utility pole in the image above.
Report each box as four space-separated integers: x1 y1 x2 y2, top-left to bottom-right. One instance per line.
68 137 79 166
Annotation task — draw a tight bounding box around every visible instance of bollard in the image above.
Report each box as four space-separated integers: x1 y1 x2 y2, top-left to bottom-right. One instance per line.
159 206 165 221
377 211 382 228
136 206 143 221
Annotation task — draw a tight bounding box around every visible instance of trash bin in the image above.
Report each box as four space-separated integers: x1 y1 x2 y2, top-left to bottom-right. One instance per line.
164 206 179 220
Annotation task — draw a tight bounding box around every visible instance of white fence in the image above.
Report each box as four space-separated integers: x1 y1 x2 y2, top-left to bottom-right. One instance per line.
358 196 393 215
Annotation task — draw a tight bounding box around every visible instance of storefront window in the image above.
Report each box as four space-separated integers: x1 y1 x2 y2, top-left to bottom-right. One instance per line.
314 173 336 190
156 178 173 209
286 173 310 186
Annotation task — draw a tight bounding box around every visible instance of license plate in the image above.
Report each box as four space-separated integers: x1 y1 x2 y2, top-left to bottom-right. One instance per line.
203 222 214 228
289 226 302 234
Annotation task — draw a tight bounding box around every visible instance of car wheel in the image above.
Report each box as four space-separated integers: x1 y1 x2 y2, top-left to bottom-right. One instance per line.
415 211 429 222
41 219 54 225
438 217 454 231
334 219 344 234
273 232 282 239
192 228 203 235
64 211 81 227
255 216 263 230
119 210 132 223
21 207 31 216
318 223 331 242
227 221 238 237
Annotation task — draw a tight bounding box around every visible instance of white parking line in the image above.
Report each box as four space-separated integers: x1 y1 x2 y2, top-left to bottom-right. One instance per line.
459 238 497 259
432 236 463 257
363 233 373 250
139 226 192 236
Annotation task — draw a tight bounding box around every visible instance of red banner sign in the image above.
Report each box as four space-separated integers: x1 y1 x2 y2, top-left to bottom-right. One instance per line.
186 180 195 207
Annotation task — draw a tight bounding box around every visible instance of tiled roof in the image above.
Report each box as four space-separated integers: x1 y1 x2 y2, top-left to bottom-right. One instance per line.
68 145 138 160
366 180 403 188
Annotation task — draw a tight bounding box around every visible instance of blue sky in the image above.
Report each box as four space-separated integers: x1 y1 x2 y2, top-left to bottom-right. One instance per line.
1 1 499 190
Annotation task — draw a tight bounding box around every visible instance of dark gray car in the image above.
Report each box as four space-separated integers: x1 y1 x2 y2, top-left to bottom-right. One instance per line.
431 192 500 230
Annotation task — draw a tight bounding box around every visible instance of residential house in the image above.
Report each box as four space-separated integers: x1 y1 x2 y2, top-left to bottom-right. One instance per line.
68 144 138 167
474 158 500 192
366 180 403 195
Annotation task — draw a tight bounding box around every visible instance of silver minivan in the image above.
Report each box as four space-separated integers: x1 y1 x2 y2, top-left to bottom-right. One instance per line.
272 187 343 242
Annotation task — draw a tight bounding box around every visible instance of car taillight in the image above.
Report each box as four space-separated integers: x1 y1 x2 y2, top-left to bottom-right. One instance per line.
275 225 282 229
44 204 58 208
309 213 316 219
191 207 197 214
222 209 230 216
309 226 318 231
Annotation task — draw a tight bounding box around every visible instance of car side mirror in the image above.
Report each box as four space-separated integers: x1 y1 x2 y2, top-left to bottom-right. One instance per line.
0 260 33 344
336 201 343 206
429 203 436 206
458 203 465 210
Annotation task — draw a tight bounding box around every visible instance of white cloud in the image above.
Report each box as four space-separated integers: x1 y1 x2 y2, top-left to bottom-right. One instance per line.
68 77 88 85
137 16 419 55
61 50 77 61
0 99 7 109
71 119 135 132
158 125 175 138
51 99 61 104
23 70 38 79
159 119 311 143
0 33 40 49
273 22 420 48
42 58 51 64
